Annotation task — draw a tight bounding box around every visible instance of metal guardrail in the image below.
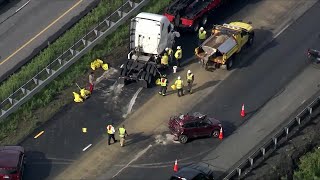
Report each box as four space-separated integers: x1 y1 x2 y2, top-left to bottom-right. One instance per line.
223 95 320 179
0 0 149 120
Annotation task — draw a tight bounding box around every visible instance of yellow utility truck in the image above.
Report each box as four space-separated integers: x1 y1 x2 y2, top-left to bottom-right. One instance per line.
195 22 254 70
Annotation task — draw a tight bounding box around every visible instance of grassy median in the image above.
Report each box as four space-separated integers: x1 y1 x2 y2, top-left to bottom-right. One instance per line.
0 0 172 144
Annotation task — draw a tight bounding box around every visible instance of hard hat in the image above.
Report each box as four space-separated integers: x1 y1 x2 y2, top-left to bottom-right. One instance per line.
200 27 204 31
165 47 169 51
177 46 181 50
177 76 181 80
162 74 167 77
187 70 191 74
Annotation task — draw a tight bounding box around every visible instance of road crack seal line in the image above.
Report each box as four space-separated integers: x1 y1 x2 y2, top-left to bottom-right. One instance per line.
112 144 152 178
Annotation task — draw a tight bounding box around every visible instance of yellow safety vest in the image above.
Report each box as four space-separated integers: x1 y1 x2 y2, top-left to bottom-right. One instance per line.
199 30 206 40
175 49 182 59
107 125 114 134
187 73 194 81
119 127 126 138
175 79 183 89
160 78 167 87
167 48 173 55
161 55 169 65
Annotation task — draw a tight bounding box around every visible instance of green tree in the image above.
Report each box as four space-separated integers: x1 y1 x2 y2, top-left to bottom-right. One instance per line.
294 148 320 180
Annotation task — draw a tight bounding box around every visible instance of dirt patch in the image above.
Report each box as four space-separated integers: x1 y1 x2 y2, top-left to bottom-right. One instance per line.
244 113 320 180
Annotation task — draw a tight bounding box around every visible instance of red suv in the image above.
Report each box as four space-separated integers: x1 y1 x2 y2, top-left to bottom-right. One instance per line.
169 112 222 144
0 146 25 180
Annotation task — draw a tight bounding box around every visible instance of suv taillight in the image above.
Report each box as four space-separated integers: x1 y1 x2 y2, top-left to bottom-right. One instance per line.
4 175 10 179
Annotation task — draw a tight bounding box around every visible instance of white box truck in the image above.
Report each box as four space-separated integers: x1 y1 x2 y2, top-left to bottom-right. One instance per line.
119 12 180 88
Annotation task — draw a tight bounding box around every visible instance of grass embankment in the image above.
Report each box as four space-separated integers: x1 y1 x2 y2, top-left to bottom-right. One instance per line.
0 0 171 144
294 148 320 179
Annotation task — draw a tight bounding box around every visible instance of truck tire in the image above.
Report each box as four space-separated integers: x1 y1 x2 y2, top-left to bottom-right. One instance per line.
146 64 151 73
247 33 254 47
150 65 156 76
147 75 152 87
126 61 133 69
140 71 146 80
226 58 233 70
120 68 127 76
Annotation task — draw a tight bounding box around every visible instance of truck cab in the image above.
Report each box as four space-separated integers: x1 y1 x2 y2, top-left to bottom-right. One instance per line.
128 12 178 61
120 12 180 88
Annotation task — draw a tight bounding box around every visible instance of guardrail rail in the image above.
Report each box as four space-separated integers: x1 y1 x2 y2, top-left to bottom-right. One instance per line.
0 0 150 120
223 95 320 179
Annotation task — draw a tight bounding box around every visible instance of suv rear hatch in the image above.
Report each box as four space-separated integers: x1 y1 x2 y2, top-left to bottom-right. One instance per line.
168 115 184 135
0 168 19 179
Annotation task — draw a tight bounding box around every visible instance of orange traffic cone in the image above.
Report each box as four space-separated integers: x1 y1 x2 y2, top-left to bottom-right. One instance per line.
240 104 246 117
173 159 178 172
219 127 223 140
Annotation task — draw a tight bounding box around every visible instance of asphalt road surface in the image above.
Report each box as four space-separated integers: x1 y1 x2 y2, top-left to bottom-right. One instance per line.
17 0 319 180
111 1 320 179
0 0 100 82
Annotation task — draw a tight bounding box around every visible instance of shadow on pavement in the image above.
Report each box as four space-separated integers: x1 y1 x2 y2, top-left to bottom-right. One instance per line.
192 80 221 94
238 29 277 69
23 151 52 180
125 132 151 146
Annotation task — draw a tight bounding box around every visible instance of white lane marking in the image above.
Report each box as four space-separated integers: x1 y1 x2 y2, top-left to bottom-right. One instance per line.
273 23 291 39
112 144 152 178
123 87 143 118
82 144 92 151
16 0 30 13
301 99 306 104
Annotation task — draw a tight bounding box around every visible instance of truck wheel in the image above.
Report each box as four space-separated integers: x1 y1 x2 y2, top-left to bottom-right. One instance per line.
147 75 152 87
201 15 208 26
146 64 151 73
179 135 188 144
247 33 254 47
150 65 156 76
226 58 233 70
120 68 127 76
126 61 133 69
140 71 146 80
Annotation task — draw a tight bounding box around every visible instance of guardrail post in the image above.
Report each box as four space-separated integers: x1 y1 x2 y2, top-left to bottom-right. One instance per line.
308 107 312 115
261 147 265 157
249 157 254 166
295 116 301 125
273 137 277 149
284 127 289 139
237 168 241 176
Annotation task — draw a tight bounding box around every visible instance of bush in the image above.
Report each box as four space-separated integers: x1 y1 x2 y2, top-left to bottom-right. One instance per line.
0 0 172 143
294 148 320 180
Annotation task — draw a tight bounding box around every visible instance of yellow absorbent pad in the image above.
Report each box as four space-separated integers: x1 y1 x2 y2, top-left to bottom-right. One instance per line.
80 88 91 99
90 59 104 70
102 63 109 71
73 92 83 103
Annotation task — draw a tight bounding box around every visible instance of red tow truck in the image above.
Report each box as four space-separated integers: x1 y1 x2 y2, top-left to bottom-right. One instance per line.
164 0 227 32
